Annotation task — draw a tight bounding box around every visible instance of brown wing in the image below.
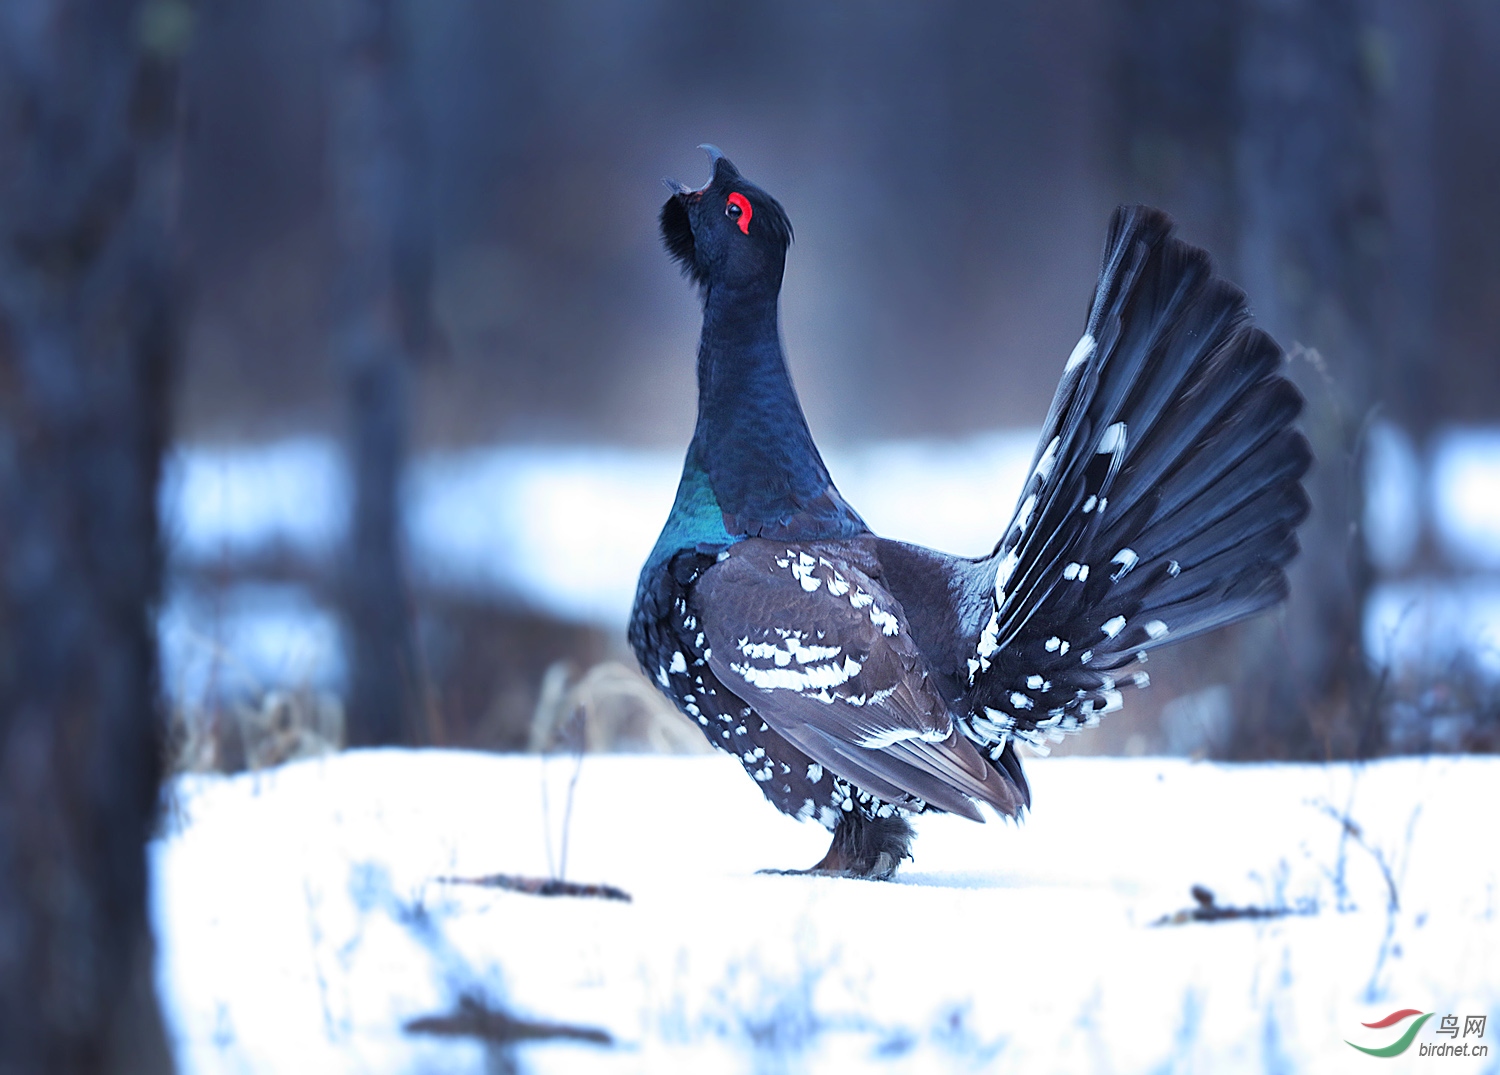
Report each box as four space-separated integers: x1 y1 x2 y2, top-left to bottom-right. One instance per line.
693 538 1025 821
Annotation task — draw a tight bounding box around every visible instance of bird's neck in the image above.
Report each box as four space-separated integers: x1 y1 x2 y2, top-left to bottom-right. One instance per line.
683 278 863 541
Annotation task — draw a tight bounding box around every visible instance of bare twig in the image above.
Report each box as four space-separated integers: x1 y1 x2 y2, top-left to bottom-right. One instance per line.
405 994 611 1046
557 706 586 882
1152 884 1314 926
435 873 631 902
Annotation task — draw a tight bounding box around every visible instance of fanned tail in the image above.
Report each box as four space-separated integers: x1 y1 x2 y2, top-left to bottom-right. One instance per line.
963 206 1310 752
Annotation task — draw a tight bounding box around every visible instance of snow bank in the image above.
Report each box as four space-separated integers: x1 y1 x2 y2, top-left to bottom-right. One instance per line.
155 427 1500 693
1433 428 1500 570
153 751 1500 1073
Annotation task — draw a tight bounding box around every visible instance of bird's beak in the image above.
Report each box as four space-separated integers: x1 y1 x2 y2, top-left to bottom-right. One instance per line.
663 144 735 202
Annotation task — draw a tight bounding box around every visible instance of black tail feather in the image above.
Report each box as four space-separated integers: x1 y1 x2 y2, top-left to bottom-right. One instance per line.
962 206 1310 749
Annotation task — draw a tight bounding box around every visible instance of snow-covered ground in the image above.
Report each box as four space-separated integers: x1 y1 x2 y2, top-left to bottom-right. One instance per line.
153 751 1500 1074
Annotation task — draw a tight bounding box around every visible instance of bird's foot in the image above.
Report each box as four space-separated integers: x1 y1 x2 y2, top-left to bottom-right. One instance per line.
756 851 901 882
758 811 914 881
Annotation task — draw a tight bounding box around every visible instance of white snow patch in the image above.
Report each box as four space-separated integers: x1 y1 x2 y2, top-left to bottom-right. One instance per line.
1431 427 1500 570
159 439 350 564
1363 420 1421 571
1364 577 1500 679
153 752 1500 1073
157 583 345 702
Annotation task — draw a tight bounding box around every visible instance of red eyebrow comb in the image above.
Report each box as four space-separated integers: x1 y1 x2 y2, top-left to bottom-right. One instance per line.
727 192 752 234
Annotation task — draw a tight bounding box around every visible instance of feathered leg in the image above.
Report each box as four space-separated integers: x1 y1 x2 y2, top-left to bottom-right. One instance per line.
760 811 915 880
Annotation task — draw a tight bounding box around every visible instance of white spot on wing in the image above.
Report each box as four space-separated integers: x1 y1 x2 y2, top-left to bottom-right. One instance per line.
669 651 687 674
1101 615 1126 639
1110 548 1138 579
1144 619 1169 639
857 726 948 748
732 654 863 692
789 555 822 592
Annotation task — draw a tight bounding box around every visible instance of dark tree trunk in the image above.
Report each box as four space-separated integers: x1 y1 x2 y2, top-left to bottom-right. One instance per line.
1231 0 1389 758
0 2 185 1071
332 0 431 746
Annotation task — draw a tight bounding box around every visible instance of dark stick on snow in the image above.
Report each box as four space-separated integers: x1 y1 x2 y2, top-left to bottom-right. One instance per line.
405 995 612 1046
1151 885 1314 926
436 874 632 902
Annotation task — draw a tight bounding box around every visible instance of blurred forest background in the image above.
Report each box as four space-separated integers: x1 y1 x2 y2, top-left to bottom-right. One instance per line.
161 0 1500 765
5 0 1500 1068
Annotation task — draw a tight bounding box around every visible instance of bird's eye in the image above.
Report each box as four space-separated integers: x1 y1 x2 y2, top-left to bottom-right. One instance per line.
726 192 753 234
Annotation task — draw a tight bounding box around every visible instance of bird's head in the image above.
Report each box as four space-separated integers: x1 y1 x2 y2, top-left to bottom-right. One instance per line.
661 145 793 293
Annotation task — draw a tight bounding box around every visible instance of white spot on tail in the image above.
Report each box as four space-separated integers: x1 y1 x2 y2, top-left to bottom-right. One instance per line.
994 548 1021 598
1065 332 1096 372
1014 493 1037 535
1035 436 1061 482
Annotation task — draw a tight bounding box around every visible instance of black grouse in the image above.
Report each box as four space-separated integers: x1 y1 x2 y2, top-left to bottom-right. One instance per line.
629 146 1310 879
